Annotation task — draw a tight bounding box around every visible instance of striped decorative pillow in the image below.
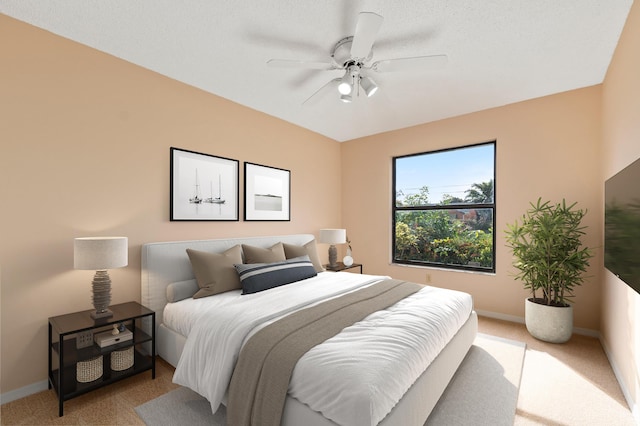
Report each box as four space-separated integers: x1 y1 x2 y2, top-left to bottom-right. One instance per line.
235 255 317 294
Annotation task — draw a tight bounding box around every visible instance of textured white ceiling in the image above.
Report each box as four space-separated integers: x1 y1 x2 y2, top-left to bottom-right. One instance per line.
1 1 633 141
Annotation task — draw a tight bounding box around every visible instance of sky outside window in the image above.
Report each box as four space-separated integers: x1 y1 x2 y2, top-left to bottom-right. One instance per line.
395 143 495 204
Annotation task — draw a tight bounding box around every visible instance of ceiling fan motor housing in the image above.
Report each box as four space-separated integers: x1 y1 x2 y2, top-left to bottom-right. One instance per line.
331 36 373 68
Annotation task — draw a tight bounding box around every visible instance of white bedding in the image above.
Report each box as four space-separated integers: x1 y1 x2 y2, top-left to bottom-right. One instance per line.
169 272 473 426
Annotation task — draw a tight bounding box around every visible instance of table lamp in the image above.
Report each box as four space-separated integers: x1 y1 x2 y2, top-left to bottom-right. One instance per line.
74 237 128 319
319 229 346 269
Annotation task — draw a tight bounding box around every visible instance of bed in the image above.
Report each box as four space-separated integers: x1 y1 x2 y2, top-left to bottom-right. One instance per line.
141 234 477 426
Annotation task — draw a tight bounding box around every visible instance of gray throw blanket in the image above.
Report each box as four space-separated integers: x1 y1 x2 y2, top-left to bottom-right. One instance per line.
227 279 422 426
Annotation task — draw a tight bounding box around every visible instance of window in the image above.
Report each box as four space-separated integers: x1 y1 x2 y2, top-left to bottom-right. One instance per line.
392 141 496 272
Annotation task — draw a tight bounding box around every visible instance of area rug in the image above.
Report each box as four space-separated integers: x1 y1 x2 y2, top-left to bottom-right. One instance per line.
135 333 525 426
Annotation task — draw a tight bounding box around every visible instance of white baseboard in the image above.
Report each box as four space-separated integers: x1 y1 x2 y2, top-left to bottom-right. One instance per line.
0 380 48 405
573 326 600 338
599 336 639 424
476 309 600 338
476 309 525 324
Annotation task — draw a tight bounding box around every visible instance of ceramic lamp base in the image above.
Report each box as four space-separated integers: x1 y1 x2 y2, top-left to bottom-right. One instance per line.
328 244 338 268
91 270 113 319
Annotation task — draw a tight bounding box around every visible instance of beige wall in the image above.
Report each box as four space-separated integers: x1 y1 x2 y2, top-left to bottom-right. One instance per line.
341 86 603 330
1 2 638 410
601 0 640 415
0 16 341 394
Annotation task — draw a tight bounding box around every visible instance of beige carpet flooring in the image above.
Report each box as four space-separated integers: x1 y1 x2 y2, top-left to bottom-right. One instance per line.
480 317 635 426
1 316 635 425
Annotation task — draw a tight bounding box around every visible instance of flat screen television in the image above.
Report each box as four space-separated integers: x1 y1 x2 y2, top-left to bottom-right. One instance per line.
604 157 640 294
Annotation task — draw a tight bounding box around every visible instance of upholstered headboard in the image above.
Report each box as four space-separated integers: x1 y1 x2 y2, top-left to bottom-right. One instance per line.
140 234 316 329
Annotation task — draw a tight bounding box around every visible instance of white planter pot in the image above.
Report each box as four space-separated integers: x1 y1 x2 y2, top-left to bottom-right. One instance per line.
525 298 573 343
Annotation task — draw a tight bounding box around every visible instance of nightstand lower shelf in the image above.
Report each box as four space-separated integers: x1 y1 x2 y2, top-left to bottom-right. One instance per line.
48 349 153 401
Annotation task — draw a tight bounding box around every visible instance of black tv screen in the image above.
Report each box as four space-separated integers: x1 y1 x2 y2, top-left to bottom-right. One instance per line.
604 157 640 294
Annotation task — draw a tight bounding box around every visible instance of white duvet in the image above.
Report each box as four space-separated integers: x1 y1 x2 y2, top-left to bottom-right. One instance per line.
168 272 473 426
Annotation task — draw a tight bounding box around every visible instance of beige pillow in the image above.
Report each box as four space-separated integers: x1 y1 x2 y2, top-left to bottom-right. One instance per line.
283 240 325 273
186 245 243 298
241 242 286 264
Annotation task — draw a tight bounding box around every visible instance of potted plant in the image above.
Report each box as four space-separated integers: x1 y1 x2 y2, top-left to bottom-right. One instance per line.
505 198 594 343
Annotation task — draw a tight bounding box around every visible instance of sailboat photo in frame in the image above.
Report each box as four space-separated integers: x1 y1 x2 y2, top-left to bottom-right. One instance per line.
170 147 239 221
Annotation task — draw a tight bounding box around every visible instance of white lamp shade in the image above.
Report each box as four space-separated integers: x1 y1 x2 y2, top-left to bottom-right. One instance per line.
74 237 128 270
319 229 347 245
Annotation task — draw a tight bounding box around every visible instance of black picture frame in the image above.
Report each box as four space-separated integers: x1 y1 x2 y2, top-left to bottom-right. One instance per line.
244 162 291 221
170 147 239 221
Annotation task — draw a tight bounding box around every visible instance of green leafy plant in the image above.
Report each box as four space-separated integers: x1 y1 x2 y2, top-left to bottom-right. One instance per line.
505 198 594 306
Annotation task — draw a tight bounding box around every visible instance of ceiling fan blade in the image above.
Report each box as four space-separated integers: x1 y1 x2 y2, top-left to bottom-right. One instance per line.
303 78 341 105
371 55 448 72
350 12 383 60
267 59 337 70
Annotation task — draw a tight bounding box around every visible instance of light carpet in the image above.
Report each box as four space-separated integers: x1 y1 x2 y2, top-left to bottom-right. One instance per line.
135 333 525 426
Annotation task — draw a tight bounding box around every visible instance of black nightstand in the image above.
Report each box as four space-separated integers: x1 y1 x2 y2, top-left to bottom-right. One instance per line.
324 262 363 274
48 301 155 416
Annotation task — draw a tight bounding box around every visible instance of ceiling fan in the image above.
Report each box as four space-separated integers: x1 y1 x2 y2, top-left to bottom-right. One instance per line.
267 12 447 104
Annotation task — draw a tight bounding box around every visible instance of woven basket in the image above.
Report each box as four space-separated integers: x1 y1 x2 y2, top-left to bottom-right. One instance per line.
111 347 134 371
77 355 103 383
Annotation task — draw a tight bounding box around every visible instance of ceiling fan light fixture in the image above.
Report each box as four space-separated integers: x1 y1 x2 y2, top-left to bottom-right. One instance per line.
340 94 352 103
337 73 353 95
360 76 378 97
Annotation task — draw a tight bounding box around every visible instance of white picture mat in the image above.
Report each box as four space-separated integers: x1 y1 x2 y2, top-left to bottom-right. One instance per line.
244 162 290 221
171 148 239 221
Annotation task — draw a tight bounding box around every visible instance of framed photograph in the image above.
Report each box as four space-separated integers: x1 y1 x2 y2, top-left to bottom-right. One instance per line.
170 147 239 221
244 162 291 221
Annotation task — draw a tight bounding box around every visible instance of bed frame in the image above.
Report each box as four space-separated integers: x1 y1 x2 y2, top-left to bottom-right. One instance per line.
141 234 477 426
